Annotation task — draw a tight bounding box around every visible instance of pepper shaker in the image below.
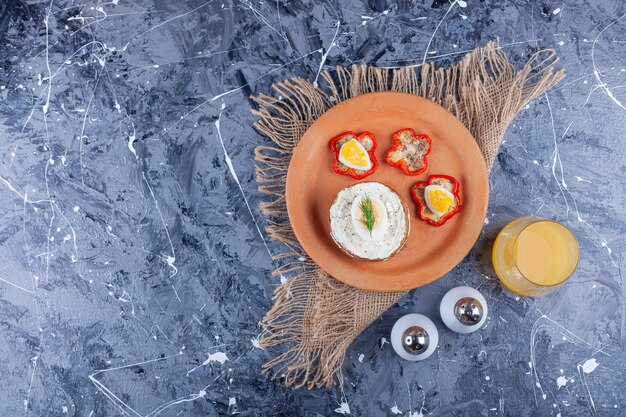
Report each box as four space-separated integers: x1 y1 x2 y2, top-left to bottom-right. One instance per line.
439 286 488 334
390 314 439 361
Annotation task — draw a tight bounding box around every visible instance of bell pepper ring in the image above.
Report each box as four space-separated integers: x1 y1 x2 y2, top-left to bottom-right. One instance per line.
329 131 379 180
386 128 432 175
411 174 462 226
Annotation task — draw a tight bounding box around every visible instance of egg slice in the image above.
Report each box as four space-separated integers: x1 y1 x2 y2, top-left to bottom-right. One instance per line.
424 185 455 217
338 138 372 171
350 194 389 241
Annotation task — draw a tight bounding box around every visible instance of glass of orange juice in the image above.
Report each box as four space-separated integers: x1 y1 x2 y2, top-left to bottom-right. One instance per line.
492 217 579 296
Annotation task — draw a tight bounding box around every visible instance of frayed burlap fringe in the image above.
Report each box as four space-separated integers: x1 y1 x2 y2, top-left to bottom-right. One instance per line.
252 41 564 390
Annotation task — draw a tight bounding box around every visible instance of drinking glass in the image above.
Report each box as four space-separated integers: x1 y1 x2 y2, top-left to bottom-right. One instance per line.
492 217 579 296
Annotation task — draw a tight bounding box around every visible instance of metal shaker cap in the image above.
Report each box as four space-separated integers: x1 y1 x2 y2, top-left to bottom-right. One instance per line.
401 326 430 354
454 297 484 326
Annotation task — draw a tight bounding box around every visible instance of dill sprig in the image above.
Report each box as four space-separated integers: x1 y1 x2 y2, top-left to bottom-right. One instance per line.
359 195 376 238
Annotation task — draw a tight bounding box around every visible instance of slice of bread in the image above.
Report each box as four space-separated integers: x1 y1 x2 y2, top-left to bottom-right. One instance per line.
329 182 410 261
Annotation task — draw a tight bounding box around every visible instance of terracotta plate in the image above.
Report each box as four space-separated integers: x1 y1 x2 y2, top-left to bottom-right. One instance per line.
285 92 489 292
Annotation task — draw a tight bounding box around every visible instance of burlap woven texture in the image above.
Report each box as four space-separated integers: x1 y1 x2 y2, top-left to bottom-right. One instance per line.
252 41 564 390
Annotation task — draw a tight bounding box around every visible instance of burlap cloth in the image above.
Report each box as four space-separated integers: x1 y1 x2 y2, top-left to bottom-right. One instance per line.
252 41 564 389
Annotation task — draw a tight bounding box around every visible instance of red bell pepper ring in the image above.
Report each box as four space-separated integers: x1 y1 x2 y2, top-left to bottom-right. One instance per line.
411 174 462 226
329 131 378 180
386 128 432 175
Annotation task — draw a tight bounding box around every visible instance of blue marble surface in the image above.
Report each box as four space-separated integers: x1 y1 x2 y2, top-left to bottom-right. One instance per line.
0 0 624 416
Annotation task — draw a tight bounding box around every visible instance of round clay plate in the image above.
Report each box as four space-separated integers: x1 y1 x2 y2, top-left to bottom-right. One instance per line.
286 92 489 292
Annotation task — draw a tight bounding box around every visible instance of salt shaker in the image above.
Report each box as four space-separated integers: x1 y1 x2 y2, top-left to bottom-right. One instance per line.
439 286 488 334
390 314 439 361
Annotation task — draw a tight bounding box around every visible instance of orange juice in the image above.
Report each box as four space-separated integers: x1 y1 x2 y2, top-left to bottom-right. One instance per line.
492 217 579 296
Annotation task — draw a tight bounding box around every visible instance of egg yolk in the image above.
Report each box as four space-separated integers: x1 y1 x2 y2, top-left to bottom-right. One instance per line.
427 188 454 215
339 139 371 170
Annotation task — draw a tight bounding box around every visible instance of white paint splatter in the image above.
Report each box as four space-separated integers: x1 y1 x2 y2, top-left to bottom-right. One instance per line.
73 206 80 212
186 351 229 376
458 0 467 7
380 337 389 347
545 94 570 219
556 376 569 389
142 172 177 276
205 351 228 364
90 353 199 416
166 256 177 276
558 41 564 46
577 361 598 416
214 104 274 263
251 337 263 349
422 0 459 65
360 8 391 26
120 1 215 51
334 401 350 415
529 316 548 403
581 358 598 373
313 21 341 87
228 397 237 406
128 124 137 158
390 404 402 415
553 8 561 15
358 354 364 362
591 15 626 112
